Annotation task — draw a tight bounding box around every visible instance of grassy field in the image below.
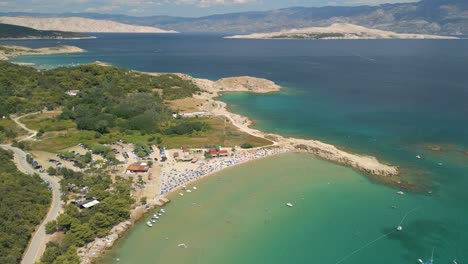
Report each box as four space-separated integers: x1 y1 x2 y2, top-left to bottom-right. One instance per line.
20 112 76 132
166 97 206 112
0 117 27 142
28 114 271 152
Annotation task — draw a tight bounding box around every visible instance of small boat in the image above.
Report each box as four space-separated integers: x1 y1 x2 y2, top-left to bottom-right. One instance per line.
397 191 404 195
186 189 192 193
151 219 156 223
178 243 188 248
396 225 403 231
418 249 434 264
146 221 153 227
160 209 166 213
158 213 163 216
193 186 197 190
286 203 293 207
391 205 398 209
416 155 422 159
179 193 184 196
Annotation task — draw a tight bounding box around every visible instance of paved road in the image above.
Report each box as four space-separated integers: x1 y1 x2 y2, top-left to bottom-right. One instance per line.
0 112 63 264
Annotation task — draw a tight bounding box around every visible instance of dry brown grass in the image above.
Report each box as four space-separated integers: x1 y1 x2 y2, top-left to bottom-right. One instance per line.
165 97 206 112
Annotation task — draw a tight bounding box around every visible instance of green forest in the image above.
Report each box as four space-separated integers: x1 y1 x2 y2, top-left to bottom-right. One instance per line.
0 149 51 264
40 169 134 264
0 62 204 135
0 23 88 39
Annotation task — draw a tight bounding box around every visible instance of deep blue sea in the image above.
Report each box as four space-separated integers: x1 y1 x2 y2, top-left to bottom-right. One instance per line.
3 34 468 263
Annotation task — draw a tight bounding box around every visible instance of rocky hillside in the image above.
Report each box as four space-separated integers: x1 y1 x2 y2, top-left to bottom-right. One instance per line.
0 23 89 39
0 17 177 33
0 0 465 35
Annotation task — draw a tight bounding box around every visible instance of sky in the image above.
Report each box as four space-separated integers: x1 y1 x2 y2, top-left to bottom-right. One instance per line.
0 0 418 17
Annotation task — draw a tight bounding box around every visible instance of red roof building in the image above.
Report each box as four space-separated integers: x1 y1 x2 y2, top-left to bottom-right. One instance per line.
219 150 229 156
209 148 218 157
126 163 149 173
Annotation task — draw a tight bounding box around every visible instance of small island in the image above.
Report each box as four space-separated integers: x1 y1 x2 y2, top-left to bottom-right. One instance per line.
0 23 92 40
0 45 86 61
225 23 458 40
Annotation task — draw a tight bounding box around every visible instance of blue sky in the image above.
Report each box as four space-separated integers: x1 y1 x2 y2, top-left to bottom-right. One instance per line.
0 0 417 17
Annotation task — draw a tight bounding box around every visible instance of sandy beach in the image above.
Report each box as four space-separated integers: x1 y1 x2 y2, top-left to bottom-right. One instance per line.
78 70 403 263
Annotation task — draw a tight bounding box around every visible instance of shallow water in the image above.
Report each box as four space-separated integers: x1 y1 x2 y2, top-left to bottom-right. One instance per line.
102 153 442 264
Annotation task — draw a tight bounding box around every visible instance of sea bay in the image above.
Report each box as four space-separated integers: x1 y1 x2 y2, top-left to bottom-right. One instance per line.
2 34 467 263
101 153 434 264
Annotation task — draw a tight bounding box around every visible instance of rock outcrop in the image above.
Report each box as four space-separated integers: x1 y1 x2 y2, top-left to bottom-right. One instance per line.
213 76 282 93
78 220 132 264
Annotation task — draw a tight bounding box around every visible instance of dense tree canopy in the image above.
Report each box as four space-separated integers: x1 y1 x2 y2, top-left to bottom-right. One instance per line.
0 149 51 264
0 62 200 116
0 62 206 135
41 168 134 264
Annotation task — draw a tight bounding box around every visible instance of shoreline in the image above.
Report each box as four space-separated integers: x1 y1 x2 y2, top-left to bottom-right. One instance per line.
0 45 86 61
186 75 399 177
79 70 405 264
5 57 405 263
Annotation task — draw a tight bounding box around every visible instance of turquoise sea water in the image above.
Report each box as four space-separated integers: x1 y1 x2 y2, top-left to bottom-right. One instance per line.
2 34 467 263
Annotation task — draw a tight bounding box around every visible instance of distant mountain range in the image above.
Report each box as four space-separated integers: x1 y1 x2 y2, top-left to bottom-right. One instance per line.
0 0 466 34
0 23 89 39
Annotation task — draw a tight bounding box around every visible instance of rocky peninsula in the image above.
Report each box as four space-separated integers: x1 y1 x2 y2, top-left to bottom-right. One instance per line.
0 45 86 61
178 74 399 178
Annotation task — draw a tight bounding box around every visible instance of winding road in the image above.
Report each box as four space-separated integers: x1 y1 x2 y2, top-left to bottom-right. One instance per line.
0 113 63 264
